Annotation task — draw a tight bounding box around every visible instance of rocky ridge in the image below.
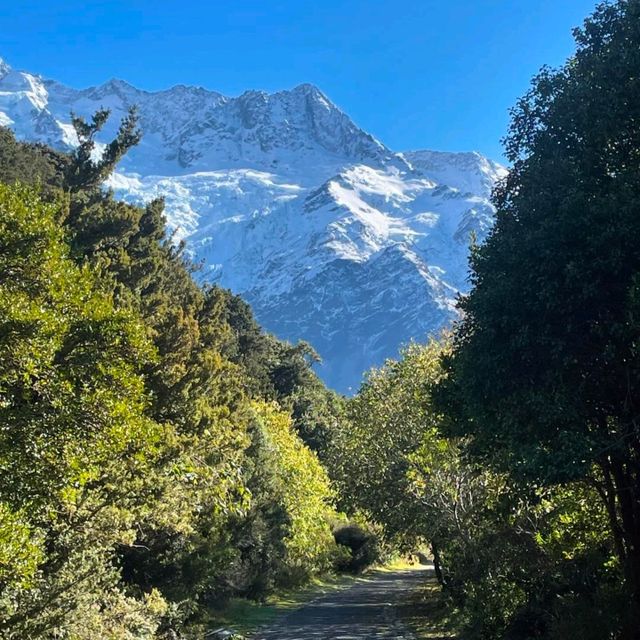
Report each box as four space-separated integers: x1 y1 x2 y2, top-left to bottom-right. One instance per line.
0 56 506 392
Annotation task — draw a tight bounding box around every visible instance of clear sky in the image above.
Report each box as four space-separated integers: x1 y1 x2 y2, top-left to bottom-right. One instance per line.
0 0 597 162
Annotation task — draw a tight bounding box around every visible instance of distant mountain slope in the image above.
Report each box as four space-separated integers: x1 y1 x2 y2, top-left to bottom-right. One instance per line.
0 56 506 392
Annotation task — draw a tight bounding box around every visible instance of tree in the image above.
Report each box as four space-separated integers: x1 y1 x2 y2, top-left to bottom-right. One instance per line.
221 402 340 598
330 340 446 546
0 183 170 638
64 106 141 193
437 1 640 635
0 112 350 637
334 337 622 637
0 127 64 192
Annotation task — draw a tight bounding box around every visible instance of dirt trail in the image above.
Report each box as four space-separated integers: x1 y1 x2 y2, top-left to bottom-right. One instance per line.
251 566 428 639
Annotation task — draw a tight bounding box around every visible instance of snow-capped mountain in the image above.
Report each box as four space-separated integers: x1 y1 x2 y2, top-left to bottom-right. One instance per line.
0 56 506 392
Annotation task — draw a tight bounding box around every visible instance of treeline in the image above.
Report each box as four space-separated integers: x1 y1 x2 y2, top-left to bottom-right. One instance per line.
332 2 640 639
0 112 351 638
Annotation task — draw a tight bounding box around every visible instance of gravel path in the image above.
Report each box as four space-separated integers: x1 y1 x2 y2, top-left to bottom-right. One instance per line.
251 567 427 640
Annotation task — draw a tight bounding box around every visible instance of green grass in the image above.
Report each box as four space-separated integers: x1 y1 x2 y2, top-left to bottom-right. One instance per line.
190 559 442 638
396 573 464 639
202 572 359 637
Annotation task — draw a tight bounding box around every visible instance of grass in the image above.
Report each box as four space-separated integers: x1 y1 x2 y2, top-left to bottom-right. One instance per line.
193 558 454 638
203 572 359 637
396 571 464 639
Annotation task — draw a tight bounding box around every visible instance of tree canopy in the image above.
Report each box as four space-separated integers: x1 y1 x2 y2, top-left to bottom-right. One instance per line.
0 112 347 638
435 0 640 635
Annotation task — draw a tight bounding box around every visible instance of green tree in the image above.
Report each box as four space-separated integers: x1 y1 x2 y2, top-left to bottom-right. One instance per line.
338 337 621 638
0 183 170 638
219 401 341 599
250 402 339 582
0 127 63 192
64 107 141 193
0 112 350 636
437 1 640 635
330 340 447 546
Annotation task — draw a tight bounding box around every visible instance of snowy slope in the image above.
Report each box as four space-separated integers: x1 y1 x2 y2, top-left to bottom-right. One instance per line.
0 56 507 392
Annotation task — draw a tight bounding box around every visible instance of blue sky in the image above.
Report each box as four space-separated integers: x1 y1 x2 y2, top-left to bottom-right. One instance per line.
1 0 597 162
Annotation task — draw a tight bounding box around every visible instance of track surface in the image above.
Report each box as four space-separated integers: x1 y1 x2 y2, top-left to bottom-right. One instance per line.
252 567 427 639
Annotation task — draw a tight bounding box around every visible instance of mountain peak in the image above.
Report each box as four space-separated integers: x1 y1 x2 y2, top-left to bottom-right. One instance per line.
0 58 505 391
105 77 134 88
290 83 336 110
291 82 325 96
98 77 139 94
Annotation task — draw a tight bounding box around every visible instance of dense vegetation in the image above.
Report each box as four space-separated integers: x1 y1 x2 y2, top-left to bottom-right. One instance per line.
331 1 640 638
0 114 348 638
1 1 638 639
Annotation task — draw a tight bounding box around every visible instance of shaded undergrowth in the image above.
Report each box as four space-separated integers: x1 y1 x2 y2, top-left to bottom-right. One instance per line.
397 570 463 640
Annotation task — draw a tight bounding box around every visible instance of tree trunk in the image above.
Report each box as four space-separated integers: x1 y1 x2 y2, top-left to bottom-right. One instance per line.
608 455 640 640
430 540 446 588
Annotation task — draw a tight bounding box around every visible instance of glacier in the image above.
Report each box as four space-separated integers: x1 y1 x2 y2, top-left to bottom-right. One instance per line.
0 56 506 393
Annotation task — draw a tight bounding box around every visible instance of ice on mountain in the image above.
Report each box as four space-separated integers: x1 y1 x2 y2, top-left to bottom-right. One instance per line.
0 60 506 392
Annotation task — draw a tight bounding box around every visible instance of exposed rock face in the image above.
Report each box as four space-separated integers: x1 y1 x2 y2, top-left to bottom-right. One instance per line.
0 56 506 392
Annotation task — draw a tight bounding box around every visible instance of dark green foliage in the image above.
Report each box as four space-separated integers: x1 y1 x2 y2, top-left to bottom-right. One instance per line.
0 127 64 191
65 107 141 193
287 380 345 457
333 524 380 573
439 0 640 482
225 414 290 599
0 117 345 637
216 291 316 398
214 288 344 454
432 1 640 636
